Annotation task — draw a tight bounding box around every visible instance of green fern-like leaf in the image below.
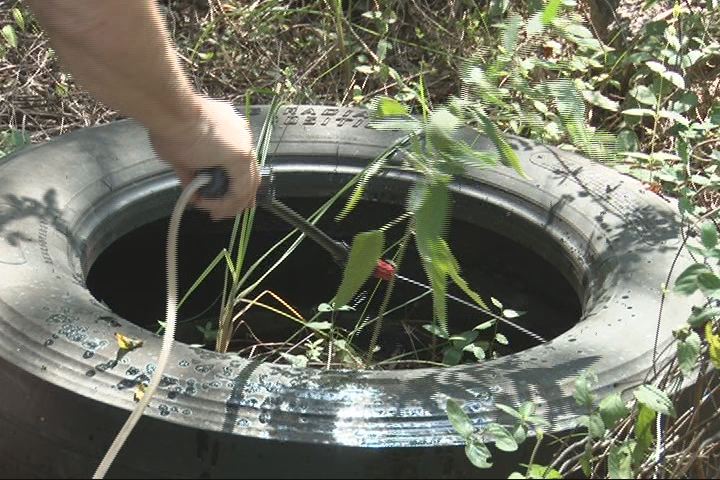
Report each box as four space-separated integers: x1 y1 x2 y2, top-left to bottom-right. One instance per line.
469 106 527 178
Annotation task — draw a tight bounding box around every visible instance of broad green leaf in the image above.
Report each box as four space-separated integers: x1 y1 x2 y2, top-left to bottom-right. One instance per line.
608 442 634 479
658 110 689 125
646 61 666 74
427 107 461 152
672 92 698 114
489 0 510 19
423 323 449 339
629 85 657 106
443 346 464 366
584 413 606 438
526 464 563 479
509 473 526 479
415 180 451 335
527 414 550 427
616 130 639 152
2 25 17 48
465 437 493 468
574 370 597 408
634 384 675 416
688 306 720 328
419 218 490 333
495 403 522 420
518 401 536 420
552 17 593 39
541 0 563 25
705 322 720 369
333 230 384 307
660 70 685 89
317 303 333 312
582 90 619 112
697 272 720 295
450 329 480 346
446 398 475 438
464 343 486 361
633 404 656 466
485 423 518 452
599 393 629 429
581 444 592 476
702 222 718 249
376 39 391 62
475 320 495 330
279 353 308 368
406 182 427 214
649 151 681 162
512 424 527 444
623 108 656 117
305 321 333 331
491 297 503 309
681 50 703 68
675 264 713 295
495 333 509 345
710 105 720 126
677 330 701 376
374 96 409 117
690 174 711 186
355 64 377 74
503 309 525 319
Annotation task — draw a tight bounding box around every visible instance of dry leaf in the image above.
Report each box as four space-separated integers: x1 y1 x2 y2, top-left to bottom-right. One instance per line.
133 383 147 402
115 332 143 351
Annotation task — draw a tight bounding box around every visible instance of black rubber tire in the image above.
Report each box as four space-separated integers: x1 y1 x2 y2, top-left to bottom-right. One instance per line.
0 105 696 478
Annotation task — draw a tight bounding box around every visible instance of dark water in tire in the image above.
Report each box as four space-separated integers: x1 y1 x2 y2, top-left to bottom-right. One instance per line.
87 197 581 366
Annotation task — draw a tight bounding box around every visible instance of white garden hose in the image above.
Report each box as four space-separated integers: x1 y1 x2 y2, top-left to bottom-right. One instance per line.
93 174 211 479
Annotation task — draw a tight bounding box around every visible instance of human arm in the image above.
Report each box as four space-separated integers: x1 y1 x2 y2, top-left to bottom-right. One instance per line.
25 0 258 219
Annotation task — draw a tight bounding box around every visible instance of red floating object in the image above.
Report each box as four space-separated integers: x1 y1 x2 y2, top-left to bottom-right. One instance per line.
373 259 396 281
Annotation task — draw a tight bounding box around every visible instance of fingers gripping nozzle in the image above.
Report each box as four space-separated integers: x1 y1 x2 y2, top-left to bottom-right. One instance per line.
196 166 274 202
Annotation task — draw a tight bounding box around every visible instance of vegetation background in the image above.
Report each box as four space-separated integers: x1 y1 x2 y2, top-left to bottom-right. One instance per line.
1 0 719 477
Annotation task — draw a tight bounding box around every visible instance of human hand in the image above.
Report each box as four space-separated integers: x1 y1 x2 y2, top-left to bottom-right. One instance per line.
149 97 259 220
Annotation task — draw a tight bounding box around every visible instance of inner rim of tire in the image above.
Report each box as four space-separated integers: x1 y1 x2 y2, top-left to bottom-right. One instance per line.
82 165 585 369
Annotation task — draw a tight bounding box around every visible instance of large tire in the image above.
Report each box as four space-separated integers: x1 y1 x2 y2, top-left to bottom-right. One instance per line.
0 105 696 478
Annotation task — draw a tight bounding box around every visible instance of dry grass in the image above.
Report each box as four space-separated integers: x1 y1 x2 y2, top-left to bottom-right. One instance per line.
0 0 493 146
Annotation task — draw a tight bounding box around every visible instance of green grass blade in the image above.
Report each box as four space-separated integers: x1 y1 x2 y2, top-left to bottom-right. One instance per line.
178 249 233 310
335 156 387 221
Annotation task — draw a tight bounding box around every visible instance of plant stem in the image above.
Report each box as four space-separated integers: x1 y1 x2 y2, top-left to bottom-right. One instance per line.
527 428 544 474
330 0 351 86
366 219 414 365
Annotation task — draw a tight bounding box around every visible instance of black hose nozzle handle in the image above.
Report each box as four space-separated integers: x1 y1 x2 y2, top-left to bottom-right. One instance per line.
196 166 275 203
196 167 230 199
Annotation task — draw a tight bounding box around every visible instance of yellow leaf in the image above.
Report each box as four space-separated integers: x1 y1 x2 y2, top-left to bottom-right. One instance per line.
705 322 720 369
133 383 147 402
115 332 143 351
